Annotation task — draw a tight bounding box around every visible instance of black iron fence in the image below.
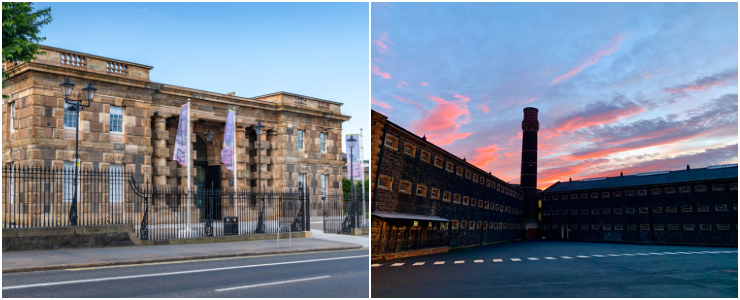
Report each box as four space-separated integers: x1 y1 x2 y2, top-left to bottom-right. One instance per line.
1 166 371 240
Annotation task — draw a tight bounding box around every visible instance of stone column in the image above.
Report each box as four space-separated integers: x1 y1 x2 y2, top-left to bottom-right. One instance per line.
152 113 170 192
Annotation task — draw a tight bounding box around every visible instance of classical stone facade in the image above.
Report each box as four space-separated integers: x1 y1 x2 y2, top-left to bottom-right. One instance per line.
2 46 350 213
541 165 738 246
371 110 524 259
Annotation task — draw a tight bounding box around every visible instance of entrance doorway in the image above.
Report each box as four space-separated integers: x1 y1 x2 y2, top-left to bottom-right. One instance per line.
192 136 223 220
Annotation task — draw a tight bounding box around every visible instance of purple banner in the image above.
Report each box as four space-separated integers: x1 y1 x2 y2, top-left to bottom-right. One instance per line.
221 110 235 171
345 134 362 180
173 103 189 166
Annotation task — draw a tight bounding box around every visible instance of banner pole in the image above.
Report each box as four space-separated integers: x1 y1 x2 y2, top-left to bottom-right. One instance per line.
233 112 238 215
186 99 192 233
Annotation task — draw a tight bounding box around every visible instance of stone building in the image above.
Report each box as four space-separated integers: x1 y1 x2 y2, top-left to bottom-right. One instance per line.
370 110 524 261
2 45 350 216
540 164 738 246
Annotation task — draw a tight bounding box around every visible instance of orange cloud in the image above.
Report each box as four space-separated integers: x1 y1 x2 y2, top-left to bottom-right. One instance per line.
556 106 645 133
371 96 392 110
476 103 490 113
420 82 429 86
371 65 391 79
410 94 472 146
503 152 516 158
538 158 610 189
550 34 626 85
468 144 503 167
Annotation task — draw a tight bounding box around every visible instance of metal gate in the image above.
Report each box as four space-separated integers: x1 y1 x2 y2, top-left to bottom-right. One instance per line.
322 194 368 234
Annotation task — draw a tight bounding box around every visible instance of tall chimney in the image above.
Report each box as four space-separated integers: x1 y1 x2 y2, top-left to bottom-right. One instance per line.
521 107 539 237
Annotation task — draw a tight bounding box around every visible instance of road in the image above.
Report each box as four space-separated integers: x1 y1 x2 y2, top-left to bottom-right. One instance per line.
4 249 368 298
372 241 738 298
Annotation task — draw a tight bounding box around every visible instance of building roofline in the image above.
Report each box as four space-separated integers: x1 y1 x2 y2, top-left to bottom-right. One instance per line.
39 45 154 69
252 91 344 105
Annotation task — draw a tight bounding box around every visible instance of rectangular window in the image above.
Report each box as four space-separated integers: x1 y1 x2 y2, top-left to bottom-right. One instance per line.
591 193 599 198
614 208 622 214
63 161 75 202
696 185 706 192
581 224 589 230
64 102 77 129
638 190 647 196
109 164 124 202
297 130 305 150
654 224 664 231
431 188 440 199
667 206 677 213
434 157 443 168
652 207 662 213
717 224 729 230
581 193 589 199
665 187 675 194
320 133 326 153
683 224 694 231
602 192 610 198
110 106 124 133
613 191 621 197
628 224 636 230
715 205 727 212
581 209 589 215
680 186 690 193
298 173 306 190
321 174 328 200
639 207 648 214
9 104 15 133
615 224 624 230
668 224 678 231
698 205 709 212
682 206 692 213
625 190 634 196
626 208 635 214
713 184 724 191
591 209 599 215
443 191 451 202
699 224 711 231
651 188 660 195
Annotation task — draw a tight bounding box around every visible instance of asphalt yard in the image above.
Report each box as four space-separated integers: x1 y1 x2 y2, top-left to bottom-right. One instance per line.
371 240 738 298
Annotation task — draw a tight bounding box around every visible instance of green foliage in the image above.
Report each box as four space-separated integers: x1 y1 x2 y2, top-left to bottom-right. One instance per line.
2 2 52 96
342 177 370 196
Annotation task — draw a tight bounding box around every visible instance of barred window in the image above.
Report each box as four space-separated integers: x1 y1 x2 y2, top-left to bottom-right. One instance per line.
628 224 636 230
654 224 664 231
614 208 622 214
602 192 610 198
666 206 677 213
638 189 647 196
680 186 690 193
591 193 599 198
665 187 675 194
696 185 706 192
651 188 660 195
713 184 724 191
668 224 678 231
683 224 694 231
698 205 709 212
110 106 124 133
715 205 727 212
652 207 662 213
613 191 621 197
699 224 711 231
625 190 634 196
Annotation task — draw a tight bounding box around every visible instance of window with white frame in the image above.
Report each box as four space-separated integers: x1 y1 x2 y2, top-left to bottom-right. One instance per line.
298 173 306 190
110 106 124 133
320 133 327 153
321 174 328 200
7 163 14 203
109 164 124 202
297 130 305 150
64 103 77 129
9 104 15 133
63 161 75 202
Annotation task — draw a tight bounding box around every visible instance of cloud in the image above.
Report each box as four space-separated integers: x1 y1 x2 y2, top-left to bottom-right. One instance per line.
503 152 516 158
549 95 645 133
372 2 393 12
523 97 539 104
396 84 403 89
392 94 424 110
566 94 738 160
420 82 429 86
371 96 392 110
665 68 738 94
550 34 626 85
468 144 503 166
371 65 391 79
539 158 611 188
409 94 473 146
476 103 490 113
372 31 395 54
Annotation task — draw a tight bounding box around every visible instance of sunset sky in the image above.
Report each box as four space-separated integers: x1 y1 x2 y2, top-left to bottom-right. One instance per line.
371 2 738 189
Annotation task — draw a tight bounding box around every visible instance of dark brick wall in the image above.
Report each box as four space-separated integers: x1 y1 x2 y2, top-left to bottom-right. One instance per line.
541 180 738 246
373 123 524 249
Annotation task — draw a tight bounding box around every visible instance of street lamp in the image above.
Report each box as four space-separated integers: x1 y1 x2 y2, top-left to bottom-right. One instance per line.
253 121 266 233
347 136 357 200
61 76 96 226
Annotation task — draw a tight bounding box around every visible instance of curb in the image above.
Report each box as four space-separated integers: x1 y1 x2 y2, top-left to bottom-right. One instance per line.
2 245 362 274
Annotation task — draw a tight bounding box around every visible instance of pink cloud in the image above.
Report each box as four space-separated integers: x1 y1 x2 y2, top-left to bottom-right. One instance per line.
523 97 539 104
550 34 626 85
503 152 516 158
468 144 503 167
371 65 391 79
372 40 389 54
396 84 403 89
392 94 424 110
409 94 473 146
371 96 392 110
420 82 429 86
665 68 737 93
476 103 490 113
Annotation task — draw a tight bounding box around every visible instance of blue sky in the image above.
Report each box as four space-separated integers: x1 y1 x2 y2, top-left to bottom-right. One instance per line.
36 2 370 157
371 2 738 188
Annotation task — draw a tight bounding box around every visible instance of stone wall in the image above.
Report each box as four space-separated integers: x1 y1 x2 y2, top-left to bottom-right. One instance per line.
541 181 738 246
2 224 137 251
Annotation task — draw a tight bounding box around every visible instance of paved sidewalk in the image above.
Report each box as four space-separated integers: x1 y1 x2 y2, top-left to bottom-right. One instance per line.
2 237 362 274
311 228 369 248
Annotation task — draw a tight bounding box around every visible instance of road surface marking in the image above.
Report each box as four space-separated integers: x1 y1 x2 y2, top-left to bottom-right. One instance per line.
662 252 678 255
591 255 606 257
474 260 484 263
635 253 650 255
561 256 573 259
371 264 382 267
545 257 556 260
648 253 663 255
413 262 425 266
434 261 445 265
454 261 465 264
216 275 331 292
528 257 539 261
621 253 635 256
607 254 622 257
391 263 404 267
2 255 368 291
675 252 691 254
510 258 521 262
493 259 503 262
689 251 705 254
576 256 590 258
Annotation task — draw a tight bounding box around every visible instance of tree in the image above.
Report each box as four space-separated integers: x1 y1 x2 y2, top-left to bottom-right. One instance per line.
342 177 370 197
2 2 52 95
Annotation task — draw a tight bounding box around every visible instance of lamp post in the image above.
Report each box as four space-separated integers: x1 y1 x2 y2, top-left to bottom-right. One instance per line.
253 121 266 233
60 76 96 226
347 136 357 200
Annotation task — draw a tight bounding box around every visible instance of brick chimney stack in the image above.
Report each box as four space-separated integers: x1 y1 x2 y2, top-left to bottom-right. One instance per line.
521 107 539 237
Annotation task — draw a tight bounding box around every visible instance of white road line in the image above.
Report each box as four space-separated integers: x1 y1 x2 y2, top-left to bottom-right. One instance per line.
390 263 404 267
528 257 539 261
591 255 607 257
413 262 425 266
662 252 678 255
649 253 664 255
371 264 382 267
434 261 445 265
576 255 590 258
675 252 691 254
622 253 635 256
635 253 650 255
2 255 368 291
561 256 573 259
474 260 484 263
454 260 465 264
510 258 521 262
607 254 622 257
689 251 705 254
545 257 556 260
493 259 503 263
216 275 330 292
